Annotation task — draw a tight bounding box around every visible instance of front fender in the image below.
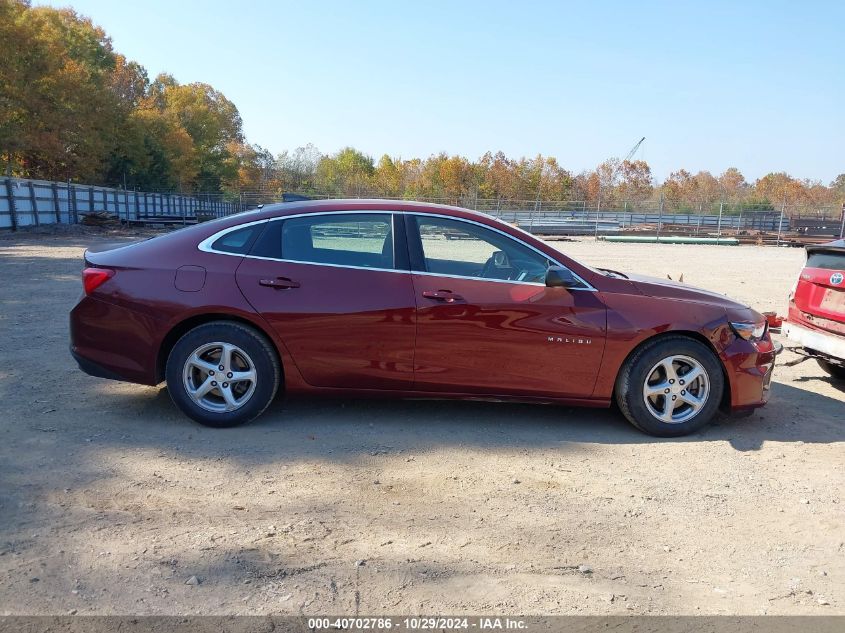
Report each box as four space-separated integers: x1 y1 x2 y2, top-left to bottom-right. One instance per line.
591 293 731 399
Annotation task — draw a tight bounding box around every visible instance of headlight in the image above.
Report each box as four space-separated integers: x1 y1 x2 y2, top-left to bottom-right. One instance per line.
730 321 767 341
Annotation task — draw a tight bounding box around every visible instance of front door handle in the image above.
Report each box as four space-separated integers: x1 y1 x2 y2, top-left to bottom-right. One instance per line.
422 289 464 303
259 277 300 289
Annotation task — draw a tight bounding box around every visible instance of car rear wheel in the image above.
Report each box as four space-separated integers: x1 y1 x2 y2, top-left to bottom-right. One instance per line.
615 335 724 437
817 357 845 381
165 321 280 427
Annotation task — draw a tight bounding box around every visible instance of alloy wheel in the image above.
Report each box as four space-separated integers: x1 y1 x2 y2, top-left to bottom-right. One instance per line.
641 354 710 424
182 341 257 413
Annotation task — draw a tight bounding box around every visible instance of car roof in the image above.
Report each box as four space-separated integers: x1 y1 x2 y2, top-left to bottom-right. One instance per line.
257 198 495 222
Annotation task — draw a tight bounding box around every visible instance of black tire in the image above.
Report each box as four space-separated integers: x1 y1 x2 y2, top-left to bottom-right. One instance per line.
817 358 845 381
615 335 724 437
165 321 280 427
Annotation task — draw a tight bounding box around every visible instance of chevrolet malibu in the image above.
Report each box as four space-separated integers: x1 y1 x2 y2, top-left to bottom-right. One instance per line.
70 200 778 436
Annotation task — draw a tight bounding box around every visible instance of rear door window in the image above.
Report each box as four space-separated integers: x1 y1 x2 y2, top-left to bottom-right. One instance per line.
251 213 396 270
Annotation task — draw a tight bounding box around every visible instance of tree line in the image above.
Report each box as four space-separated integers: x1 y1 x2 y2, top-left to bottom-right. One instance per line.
2 0 843 213
275 148 845 213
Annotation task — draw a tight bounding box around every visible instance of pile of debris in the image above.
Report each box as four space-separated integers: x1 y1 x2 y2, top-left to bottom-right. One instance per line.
81 212 120 227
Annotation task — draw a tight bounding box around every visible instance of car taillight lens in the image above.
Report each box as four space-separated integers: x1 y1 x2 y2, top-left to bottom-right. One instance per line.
82 267 115 295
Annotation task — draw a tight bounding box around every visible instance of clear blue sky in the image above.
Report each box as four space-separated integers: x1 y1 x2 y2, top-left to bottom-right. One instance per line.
38 0 845 183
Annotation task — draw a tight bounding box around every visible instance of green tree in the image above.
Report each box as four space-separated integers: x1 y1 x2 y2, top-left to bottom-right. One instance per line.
148 76 243 192
316 147 374 196
276 143 321 192
373 154 401 197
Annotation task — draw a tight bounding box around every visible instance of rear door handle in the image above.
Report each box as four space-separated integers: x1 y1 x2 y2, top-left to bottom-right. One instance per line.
259 277 300 289
422 289 464 303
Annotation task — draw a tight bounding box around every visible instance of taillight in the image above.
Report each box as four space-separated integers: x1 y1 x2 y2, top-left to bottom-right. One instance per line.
82 267 115 295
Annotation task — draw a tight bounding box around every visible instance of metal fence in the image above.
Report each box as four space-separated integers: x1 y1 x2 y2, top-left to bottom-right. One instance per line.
0 177 240 229
490 208 797 235
245 190 843 219
269 192 843 238
3 177 843 239
243 189 843 236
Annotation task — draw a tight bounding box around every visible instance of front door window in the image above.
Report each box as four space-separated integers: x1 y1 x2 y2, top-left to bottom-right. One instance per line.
412 216 552 284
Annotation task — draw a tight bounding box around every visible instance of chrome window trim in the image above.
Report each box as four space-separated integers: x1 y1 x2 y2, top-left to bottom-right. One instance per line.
198 211 404 272
235 255 409 275
412 270 547 287
196 209 596 291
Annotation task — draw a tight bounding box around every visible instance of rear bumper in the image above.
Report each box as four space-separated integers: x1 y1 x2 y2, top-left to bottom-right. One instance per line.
783 321 845 361
70 347 126 381
69 295 163 385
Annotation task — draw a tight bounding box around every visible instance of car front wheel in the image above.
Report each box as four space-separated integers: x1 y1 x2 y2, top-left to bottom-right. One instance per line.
615 335 724 437
165 321 280 427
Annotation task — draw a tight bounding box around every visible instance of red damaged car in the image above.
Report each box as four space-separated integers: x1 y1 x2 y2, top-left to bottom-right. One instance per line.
70 200 778 436
783 239 845 379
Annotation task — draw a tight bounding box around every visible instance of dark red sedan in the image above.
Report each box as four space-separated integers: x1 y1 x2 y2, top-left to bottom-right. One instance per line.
70 200 778 436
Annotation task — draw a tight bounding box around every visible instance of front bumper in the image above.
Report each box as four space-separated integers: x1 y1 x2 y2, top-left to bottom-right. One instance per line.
723 336 779 411
783 321 845 362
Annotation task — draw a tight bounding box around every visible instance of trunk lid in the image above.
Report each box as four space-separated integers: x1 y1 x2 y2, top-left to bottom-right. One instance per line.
83 238 151 267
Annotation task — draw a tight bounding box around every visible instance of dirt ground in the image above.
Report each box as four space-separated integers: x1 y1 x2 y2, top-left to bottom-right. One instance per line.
0 228 842 616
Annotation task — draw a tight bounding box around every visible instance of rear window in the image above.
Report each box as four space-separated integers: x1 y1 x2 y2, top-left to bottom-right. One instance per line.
807 251 845 270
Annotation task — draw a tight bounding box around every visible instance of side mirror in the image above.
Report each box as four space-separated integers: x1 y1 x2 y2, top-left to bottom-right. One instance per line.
545 266 582 289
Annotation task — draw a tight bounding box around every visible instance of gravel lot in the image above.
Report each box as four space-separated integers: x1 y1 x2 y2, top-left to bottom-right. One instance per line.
0 228 842 616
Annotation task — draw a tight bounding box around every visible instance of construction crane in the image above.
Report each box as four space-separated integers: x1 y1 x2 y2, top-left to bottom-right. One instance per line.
607 136 645 190
623 136 646 163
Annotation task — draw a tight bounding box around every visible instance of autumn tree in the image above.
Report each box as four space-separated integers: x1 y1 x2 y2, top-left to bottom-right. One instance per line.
662 169 694 210
232 143 278 193
477 151 516 201
829 174 845 200
0 0 124 180
754 172 807 206
593 158 622 208
439 154 473 204
573 171 601 204
690 171 720 210
398 158 424 199
718 167 748 203
617 160 653 205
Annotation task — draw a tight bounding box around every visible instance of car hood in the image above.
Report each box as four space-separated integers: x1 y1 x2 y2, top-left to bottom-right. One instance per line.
625 273 751 311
